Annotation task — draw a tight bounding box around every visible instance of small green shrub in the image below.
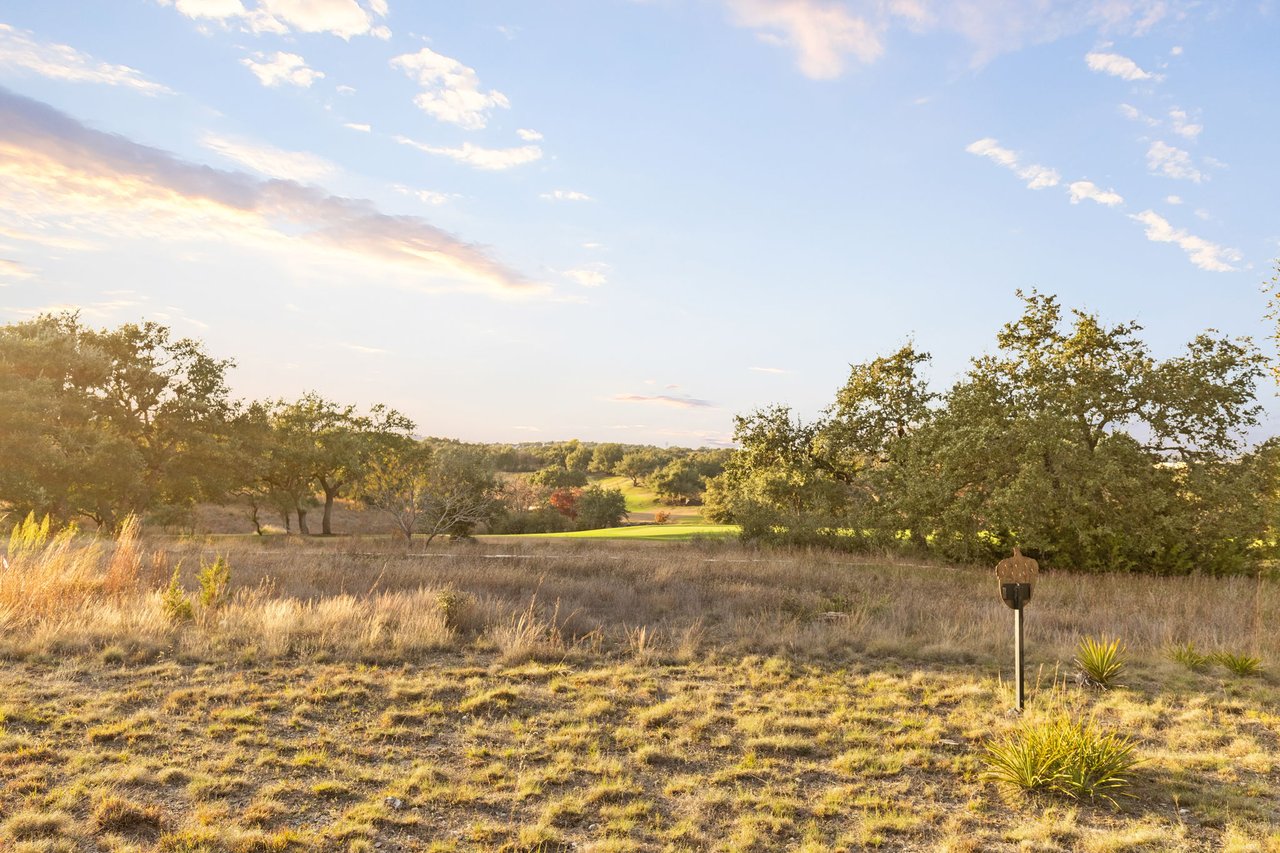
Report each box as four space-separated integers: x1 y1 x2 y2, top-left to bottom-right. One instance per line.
1075 636 1126 688
982 715 1137 806
1212 651 1263 677
197 555 231 609
162 565 193 623
1169 641 1210 672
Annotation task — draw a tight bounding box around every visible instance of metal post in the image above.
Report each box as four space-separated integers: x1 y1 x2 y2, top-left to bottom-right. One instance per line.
1014 604 1025 712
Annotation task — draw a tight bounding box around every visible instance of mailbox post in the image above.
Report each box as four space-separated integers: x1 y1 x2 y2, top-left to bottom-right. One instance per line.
995 548 1038 713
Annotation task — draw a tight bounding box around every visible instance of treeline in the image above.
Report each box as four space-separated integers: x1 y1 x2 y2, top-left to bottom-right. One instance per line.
0 313 721 539
704 292 1279 574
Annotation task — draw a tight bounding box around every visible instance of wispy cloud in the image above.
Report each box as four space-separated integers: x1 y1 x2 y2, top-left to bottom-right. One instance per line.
1085 50 1158 82
1168 107 1202 140
158 0 391 39
723 2 1174 77
540 189 592 202
1130 210 1241 272
724 0 883 79
564 264 609 287
1067 180 1123 206
343 122 371 132
0 258 35 280
516 128 543 141
392 185 457 206
1165 194 1182 205
1147 140 1203 182
965 138 1060 189
201 133 336 182
390 47 509 130
750 366 788 374
394 135 542 170
242 51 323 87
0 87 541 297
1118 102 1158 126
0 23 172 94
611 394 714 409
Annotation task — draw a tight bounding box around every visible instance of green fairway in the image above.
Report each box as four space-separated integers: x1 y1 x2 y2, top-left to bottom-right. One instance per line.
492 523 740 541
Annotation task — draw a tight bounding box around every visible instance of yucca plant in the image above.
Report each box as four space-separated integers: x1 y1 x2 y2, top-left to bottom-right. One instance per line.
983 715 1138 806
1075 636 1126 688
1212 651 1263 677
1168 641 1210 672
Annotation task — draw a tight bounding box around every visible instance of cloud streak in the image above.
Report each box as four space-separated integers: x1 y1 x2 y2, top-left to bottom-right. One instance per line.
965 138 1060 189
1147 140 1203 182
1085 50 1158 81
1130 210 1241 272
201 133 336 182
0 23 172 95
394 135 542 170
611 394 714 409
0 87 541 297
158 0 391 39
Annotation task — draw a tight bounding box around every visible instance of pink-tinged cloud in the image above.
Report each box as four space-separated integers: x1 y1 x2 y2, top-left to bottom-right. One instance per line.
0 88 541 297
611 394 714 409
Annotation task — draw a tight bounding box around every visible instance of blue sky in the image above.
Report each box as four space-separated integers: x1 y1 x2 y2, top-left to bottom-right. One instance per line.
1 0 1277 445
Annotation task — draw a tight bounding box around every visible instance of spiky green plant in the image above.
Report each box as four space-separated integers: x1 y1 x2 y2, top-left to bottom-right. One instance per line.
197 555 231 609
1169 641 1210 672
162 564 193 623
982 715 1138 806
1075 636 1126 688
1212 651 1263 677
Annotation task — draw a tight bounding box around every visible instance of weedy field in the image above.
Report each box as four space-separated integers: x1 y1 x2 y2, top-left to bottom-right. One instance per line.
1 522 1278 852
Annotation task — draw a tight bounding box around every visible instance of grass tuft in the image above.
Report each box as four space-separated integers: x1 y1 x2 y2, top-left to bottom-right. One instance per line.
982 715 1138 806
1075 636 1126 688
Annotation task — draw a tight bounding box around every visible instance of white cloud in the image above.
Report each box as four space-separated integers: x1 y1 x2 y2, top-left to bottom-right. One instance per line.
1067 180 1123 206
1085 50 1158 81
0 23 172 95
1130 210 1241 272
390 47 509 130
966 137 1060 189
343 122 371 132
1165 194 1182 204
0 258 34 280
0 89 540 297
516 128 543 141
394 135 542 170
582 242 605 250
750 366 788 374
1194 208 1210 221
1168 108 1202 140
1118 102 1158 126
392 185 456 206
564 264 609 287
241 51 323 87
540 190 592 202
1147 140 1203 182
202 133 336 182
1170 45 1183 56
159 0 389 39
610 394 714 409
724 0 884 79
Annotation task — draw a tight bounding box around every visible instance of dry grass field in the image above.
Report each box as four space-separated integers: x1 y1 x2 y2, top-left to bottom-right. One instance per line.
1 522 1278 851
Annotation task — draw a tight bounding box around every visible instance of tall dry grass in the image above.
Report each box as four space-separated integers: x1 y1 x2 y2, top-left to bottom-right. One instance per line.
1 520 1276 671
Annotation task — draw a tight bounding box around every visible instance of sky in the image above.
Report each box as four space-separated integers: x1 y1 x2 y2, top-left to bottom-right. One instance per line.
1 0 1278 447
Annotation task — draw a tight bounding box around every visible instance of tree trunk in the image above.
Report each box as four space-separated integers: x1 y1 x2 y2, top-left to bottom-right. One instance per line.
282 509 292 533
296 507 311 535
319 479 341 536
